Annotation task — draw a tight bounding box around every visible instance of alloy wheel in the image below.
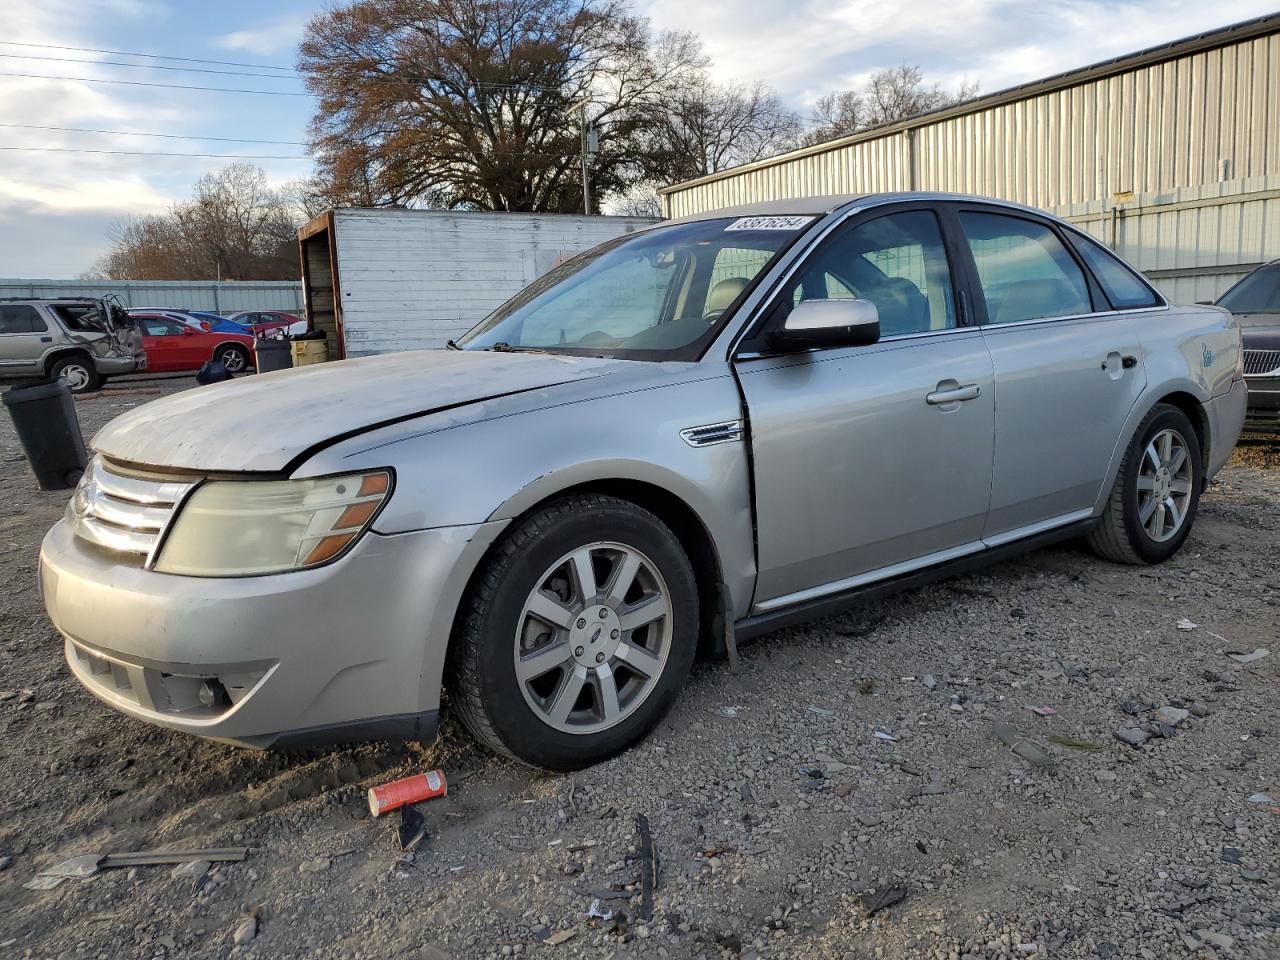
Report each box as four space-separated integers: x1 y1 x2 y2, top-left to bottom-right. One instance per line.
220 349 246 373
1137 427 1193 542
513 541 672 734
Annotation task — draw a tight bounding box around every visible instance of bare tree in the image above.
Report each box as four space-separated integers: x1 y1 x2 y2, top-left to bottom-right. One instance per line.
640 74 799 183
90 163 299 281
804 66 978 146
299 0 708 213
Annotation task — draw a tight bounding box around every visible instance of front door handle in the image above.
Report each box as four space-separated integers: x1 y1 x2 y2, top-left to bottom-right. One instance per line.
926 383 981 405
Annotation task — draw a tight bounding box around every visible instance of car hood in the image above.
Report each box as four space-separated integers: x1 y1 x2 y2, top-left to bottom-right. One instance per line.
92 350 629 473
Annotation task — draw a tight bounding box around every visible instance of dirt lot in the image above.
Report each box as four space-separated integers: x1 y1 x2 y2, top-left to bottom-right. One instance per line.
1 375 1277 960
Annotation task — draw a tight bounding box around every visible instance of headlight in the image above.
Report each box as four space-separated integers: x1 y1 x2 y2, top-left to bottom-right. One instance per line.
154 470 392 576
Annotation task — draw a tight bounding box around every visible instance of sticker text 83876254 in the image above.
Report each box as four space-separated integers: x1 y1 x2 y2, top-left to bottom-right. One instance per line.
724 216 816 232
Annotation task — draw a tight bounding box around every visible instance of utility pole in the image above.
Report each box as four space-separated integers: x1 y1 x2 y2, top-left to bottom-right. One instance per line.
579 103 590 215
566 95 597 215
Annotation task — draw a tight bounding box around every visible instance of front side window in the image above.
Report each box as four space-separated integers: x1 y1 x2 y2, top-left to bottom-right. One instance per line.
0 304 46 334
460 218 806 360
1066 232 1161 309
960 212 1092 324
1217 265 1280 315
769 210 956 337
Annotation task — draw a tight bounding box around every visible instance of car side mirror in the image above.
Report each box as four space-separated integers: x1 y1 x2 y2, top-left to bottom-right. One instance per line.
768 298 881 352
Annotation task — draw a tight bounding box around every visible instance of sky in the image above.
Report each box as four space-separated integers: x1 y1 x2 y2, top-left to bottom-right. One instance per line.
0 0 1275 277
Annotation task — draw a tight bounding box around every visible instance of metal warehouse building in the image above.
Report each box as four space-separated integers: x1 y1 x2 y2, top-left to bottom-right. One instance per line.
659 14 1280 304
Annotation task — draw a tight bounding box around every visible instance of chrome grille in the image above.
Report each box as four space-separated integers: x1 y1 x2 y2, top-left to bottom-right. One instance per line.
1243 349 1280 376
70 457 197 564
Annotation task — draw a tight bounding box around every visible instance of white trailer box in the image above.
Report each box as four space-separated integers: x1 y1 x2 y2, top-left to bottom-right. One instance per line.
298 208 658 358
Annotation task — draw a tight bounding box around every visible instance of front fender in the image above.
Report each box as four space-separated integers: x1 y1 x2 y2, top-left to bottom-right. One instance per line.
297 372 757 620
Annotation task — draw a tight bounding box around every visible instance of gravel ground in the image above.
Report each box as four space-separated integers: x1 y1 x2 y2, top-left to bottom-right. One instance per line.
1 375 1277 960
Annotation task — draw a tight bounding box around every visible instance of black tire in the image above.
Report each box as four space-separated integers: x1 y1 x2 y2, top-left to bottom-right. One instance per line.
447 493 699 770
1088 403 1202 565
49 355 100 393
217 344 251 374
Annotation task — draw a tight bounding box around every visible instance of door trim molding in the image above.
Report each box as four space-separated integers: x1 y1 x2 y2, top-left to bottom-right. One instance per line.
752 508 1095 615
736 518 1097 642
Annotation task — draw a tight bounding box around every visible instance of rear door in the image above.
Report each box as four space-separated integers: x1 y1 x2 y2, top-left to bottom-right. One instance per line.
735 205 996 609
0 304 54 372
950 204 1153 541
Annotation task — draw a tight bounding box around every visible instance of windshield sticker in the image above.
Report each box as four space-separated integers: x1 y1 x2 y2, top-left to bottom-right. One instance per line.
724 215 815 232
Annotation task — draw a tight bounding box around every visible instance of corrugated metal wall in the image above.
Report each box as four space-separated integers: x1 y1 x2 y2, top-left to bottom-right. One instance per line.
0 279 303 313
661 26 1280 301
331 209 657 355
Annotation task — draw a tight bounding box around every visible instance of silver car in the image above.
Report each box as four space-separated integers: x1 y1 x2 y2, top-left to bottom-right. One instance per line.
39 193 1246 770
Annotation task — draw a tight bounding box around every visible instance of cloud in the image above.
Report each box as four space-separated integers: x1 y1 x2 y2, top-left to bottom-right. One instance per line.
640 0 1280 106
0 2 312 276
213 13 309 57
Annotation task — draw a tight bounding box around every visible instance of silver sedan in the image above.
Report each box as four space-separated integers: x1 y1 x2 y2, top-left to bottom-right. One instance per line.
39 193 1246 769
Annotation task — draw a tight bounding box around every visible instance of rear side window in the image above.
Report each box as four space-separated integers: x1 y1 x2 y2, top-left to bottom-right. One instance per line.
960 212 1092 324
1066 232 1161 309
0 304 47 334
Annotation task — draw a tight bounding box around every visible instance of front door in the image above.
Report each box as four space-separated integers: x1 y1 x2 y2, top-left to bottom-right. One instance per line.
951 207 1150 540
137 315 192 372
736 207 996 610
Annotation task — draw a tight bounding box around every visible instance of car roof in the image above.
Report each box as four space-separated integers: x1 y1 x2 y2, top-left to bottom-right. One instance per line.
665 191 1074 226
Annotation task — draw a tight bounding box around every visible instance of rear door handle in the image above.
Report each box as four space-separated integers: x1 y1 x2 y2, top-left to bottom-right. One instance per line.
926 383 981 405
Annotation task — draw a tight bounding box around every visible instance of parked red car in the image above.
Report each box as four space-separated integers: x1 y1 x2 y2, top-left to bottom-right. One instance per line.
132 313 257 374
225 310 306 337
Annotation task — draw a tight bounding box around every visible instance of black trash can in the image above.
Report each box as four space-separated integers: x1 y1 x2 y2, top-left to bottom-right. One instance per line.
254 337 293 373
2 379 88 490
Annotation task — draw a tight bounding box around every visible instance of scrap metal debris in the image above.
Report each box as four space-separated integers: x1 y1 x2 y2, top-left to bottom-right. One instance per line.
855 884 908 918
635 813 657 922
1227 648 1270 664
27 847 248 889
397 804 428 853
991 721 1058 771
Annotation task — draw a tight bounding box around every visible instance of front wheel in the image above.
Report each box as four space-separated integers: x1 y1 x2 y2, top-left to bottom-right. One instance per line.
448 494 698 770
1088 403 1202 564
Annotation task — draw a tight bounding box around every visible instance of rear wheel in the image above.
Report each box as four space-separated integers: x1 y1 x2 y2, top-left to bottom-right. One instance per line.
1088 403 1202 564
217 344 250 373
50 356 99 393
448 494 698 770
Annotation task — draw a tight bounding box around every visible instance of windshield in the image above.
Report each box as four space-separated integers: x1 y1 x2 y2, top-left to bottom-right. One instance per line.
458 216 812 360
1218 265 1280 315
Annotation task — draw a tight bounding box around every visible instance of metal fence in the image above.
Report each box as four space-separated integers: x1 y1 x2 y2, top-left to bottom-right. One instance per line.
658 16 1280 303
0 279 304 314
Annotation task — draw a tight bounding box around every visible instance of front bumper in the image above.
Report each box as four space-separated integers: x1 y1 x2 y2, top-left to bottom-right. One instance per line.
1244 377 1280 433
40 516 505 747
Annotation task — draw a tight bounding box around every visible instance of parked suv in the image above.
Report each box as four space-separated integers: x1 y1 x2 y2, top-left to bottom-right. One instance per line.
1215 260 1280 432
0 298 145 393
